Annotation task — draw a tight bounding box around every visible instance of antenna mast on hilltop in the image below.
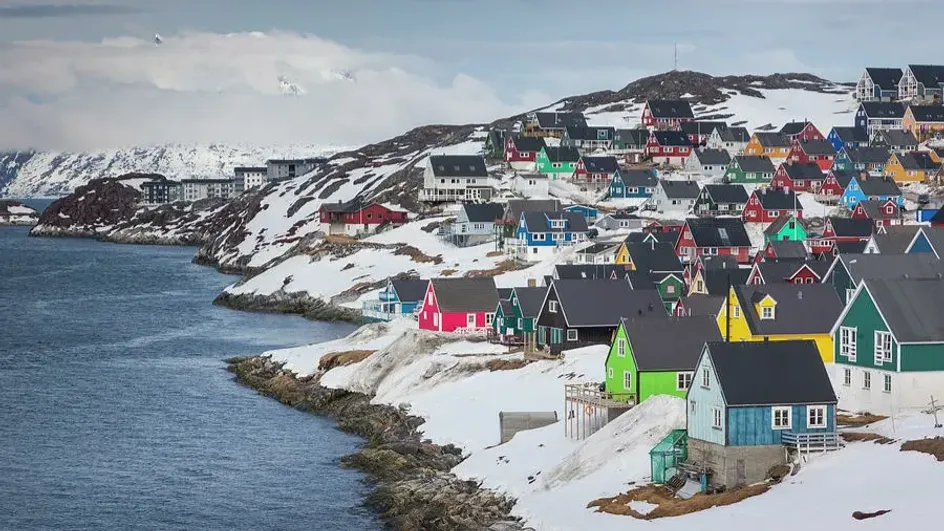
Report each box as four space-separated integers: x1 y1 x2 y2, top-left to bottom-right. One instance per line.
673 42 678 71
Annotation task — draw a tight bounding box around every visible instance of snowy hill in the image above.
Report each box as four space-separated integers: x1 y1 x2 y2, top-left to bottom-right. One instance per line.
0 143 345 198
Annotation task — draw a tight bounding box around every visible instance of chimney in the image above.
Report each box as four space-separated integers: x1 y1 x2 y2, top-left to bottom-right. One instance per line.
527 278 536 288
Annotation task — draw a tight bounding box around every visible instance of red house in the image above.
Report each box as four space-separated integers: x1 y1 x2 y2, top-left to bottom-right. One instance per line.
818 170 855 202
746 260 827 285
319 199 408 237
771 162 828 192
676 218 753 264
851 199 904 231
809 216 874 255
779 121 825 144
573 155 620 184
645 131 693 166
741 188 803 224
641 100 695 130
417 278 500 333
505 136 547 169
785 139 836 172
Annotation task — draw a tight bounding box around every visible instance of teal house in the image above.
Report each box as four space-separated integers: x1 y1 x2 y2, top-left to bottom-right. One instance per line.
686 340 838 488
535 146 580 180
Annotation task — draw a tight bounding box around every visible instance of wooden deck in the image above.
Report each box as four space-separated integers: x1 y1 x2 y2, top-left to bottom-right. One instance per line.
564 383 635 440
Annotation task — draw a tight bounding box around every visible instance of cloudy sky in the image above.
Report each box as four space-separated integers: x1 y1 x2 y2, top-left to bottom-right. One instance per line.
2 0 943 152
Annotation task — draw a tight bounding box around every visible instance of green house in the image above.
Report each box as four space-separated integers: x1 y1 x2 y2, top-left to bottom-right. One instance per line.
493 285 546 338
484 130 507 160
763 213 807 243
535 146 580 179
653 273 685 312
823 253 944 304
723 155 775 184
831 277 944 416
604 316 722 403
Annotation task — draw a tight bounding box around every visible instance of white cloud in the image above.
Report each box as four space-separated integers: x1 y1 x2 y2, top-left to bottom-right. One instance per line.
0 30 549 151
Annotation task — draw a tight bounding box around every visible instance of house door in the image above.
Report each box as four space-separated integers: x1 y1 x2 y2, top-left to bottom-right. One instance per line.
467 313 476 328
736 459 746 485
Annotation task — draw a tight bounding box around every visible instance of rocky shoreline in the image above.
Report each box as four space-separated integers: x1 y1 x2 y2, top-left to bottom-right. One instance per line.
228 355 529 531
213 290 363 323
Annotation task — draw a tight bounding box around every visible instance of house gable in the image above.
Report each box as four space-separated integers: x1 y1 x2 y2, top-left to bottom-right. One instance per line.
686 346 727 445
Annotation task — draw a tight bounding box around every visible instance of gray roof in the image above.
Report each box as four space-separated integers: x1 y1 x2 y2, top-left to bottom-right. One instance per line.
390 278 429 303
834 241 869 255
429 155 488 178
754 132 791 147
554 264 629 281
564 125 615 141
918 226 944 252
551 279 667 327
863 278 944 342
703 184 748 204
718 127 751 143
646 99 694 119
680 121 728 136
845 146 890 165
499 299 514 316
535 112 587 130
779 121 812 137
660 179 700 199
831 126 870 144
855 175 901 197
522 211 589 233
910 105 944 123
876 129 917 148
754 259 830 284
576 242 621 256
463 203 505 223
826 216 873 238
504 199 561 221
511 287 546 319
897 152 940 171
430 278 499 313
783 162 826 182
624 242 684 273
681 294 725 317
706 340 837 406
763 213 806 237
865 67 903 90
652 131 692 147
755 188 801 210
620 316 723 371
614 129 650 146
767 240 809 260
618 170 658 188
733 284 843 335
694 148 731 165
795 139 836 156
699 255 741 271
858 199 901 220
907 64 944 89
512 136 547 153
542 146 581 163
860 102 905 119
870 225 920 254
837 253 944 285
733 155 775 173
686 217 752 248
498 288 514 300
625 270 657 290
581 156 620 173
701 267 751 295
827 170 855 189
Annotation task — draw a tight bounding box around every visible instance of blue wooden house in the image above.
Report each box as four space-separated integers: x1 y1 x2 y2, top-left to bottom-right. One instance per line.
831 146 890 175
685 340 838 488
513 210 590 261
362 278 430 321
905 226 944 257
609 169 658 199
827 126 869 153
840 174 902 210
563 204 599 224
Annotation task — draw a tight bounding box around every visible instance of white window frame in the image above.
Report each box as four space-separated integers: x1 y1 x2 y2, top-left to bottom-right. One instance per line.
711 407 722 429
567 329 578 342
548 300 558 313
874 331 892 364
772 406 792 430
485 313 495 325
840 326 857 361
701 367 710 388
807 405 826 429
761 306 775 320
623 371 632 390
864 371 871 390
677 372 693 391
843 368 851 386
733 305 740 318
884 373 892 393
846 289 856 304
617 339 626 357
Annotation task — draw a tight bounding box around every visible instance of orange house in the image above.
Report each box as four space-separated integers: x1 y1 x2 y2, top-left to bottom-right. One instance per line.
744 132 792 164
902 105 944 143
883 151 940 183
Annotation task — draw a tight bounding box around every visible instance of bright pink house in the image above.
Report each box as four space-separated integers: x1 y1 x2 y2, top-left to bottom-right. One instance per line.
418 278 500 333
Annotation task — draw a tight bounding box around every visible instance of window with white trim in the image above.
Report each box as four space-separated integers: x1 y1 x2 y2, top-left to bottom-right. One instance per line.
874 331 892 364
840 326 857 361
677 372 693 391
711 407 722 429
548 300 558 313
846 289 856 304
772 406 792 429
884 373 892 393
433 313 438 326
733 305 740 318
863 371 871 390
617 339 626 357
567 329 578 341
807 406 826 429
623 371 632 390
761 306 775 320
485 313 495 325
701 367 710 388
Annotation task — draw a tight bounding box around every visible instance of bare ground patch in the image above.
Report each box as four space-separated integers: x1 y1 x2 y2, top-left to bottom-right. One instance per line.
840 432 896 444
837 413 888 427
588 483 771 519
393 245 444 264
901 437 944 461
319 349 377 371
439 269 458 276
485 358 533 372
465 260 523 278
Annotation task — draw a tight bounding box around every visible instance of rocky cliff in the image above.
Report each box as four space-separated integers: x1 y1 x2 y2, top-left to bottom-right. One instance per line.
0 200 40 226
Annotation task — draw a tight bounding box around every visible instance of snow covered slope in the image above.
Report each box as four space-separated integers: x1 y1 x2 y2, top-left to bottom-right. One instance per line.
0 143 345 198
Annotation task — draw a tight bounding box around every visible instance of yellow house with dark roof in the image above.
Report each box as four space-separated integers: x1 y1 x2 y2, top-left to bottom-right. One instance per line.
744 133 792 164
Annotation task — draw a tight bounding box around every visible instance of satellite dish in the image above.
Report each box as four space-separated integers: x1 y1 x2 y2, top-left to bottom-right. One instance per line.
154 33 163 46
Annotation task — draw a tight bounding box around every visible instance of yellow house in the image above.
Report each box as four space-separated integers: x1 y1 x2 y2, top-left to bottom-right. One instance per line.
902 105 944 143
715 284 844 363
743 132 792 164
884 152 940 183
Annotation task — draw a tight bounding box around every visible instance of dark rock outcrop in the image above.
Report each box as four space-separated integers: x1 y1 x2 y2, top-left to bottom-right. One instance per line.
228 355 528 531
0 200 40 226
213 290 362 323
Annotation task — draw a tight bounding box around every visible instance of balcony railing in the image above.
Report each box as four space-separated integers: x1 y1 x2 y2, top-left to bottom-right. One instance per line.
452 326 490 336
362 300 404 321
781 431 842 453
564 382 636 408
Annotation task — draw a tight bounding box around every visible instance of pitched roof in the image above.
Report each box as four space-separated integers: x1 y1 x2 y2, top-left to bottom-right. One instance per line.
554 264 629 281
486 129 506 146
576 242 621 256
498 288 514 301
827 169 855 189
767 240 809 260
754 259 830 284
782 162 826 181
701 267 751 295
320 197 375 213
754 132 791 148
504 199 561 221
564 125 615 141
699 255 741 271
917 226 944 253
860 101 906 119
778 121 812 137
898 151 940 171
838 253 944 285
646 99 695 119
511 286 546 319
876 129 917 147
858 199 901 220
703 184 749 204
542 145 581 163
907 64 944 89
862 278 944 342
754 188 801 210
617 169 658 188
652 131 692 147
512 136 548 153
831 126 870 144
681 294 725 317
855 174 901 196
535 112 587 129
391 278 430 303
428 155 488 178
705 340 837 406
718 127 751 143
625 228 681 246
763 213 806 237
870 225 920 254
624 242 684 273
833 240 869 255
625 270 658 290
660 179 700 199
430 278 499 313
795 139 836 156
551 279 667 327
733 283 843 335
581 155 620 173
614 129 650 146
694 148 731 165
498 299 514 316
865 67 903 89
621 316 723 371
462 202 505 223
909 105 944 122
827 216 873 238
845 146 891 164
930 206 944 226
522 211 589 233
680 121 727 136
687 217 752 247
733 155 776 173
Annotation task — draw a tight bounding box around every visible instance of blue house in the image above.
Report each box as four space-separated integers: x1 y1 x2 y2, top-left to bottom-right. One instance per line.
827 126 869 153
905 226 944 258
563 204 599 224
840 174 902 210
831 146 890 174
514 210 590 261
916 204 944 223
362 278 430 321
685 340 838 488
609 169 658 199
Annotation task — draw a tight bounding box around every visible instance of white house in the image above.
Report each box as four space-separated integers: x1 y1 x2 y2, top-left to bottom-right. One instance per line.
420 154 494 203
706 127 750 157
441 202 505 247
682 148 731 180
855 67 903 102
180 178 239 201
235 166 267 190
511 173 550 198
572 242 620 264
648 179 700 216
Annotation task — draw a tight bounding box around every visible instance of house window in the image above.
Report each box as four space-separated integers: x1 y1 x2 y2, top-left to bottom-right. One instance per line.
567 329 578 341
666 284 676 295
623 371 632 390
695 280 704 292
884 374 892 393
705 247 718 255
843 368 851 387
701 367 710 388
733 305 740 318
608 367 614 378
846 289 856 304
533 233 546 241
617 339 626 357
772 406 792 430
863 371 871 390
711 407 722 429
761 306 775 320
485 313 495 325
677 372 693 391
518 318 523 329
548 300 558 313
840 326 857 361
874 331 892 364
807 406 826 429
433 313 439 326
